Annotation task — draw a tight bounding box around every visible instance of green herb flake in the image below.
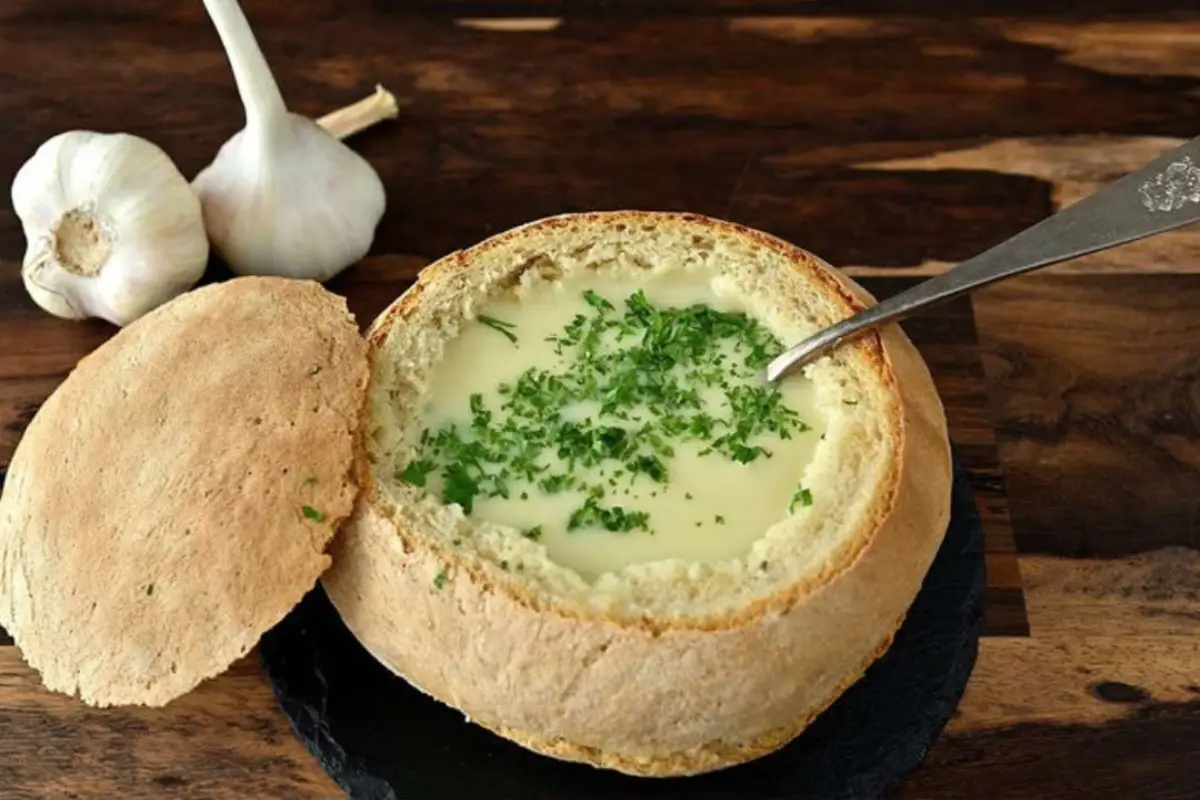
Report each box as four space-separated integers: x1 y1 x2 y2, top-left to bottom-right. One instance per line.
478 314 519 344
301 505 325 522
303 475 318 486
629 454 668 484
522 525 544 541
539 474 574 494
789 486 814 513
582 289 614 312
433 569 448 590
397 459 436 487
442 463 480 514
568 494 651 534
714 514 726 524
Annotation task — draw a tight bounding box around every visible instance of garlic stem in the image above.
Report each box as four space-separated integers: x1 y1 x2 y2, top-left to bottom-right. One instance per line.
317 85 399 140
201 0 288 131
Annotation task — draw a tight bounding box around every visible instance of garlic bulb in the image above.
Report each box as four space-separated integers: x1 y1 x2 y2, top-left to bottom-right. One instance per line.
11 131 209 326
193 0 386 282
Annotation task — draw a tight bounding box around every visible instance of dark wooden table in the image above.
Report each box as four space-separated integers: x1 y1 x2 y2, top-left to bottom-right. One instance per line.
2 2 1198 798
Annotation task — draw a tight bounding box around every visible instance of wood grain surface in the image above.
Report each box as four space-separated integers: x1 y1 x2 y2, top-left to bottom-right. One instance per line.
0 2 1196 798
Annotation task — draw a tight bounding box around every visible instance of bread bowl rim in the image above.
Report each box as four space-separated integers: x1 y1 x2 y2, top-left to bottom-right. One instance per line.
342 209 921 634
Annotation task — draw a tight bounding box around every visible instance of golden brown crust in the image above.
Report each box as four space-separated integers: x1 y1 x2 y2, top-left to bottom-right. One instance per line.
484 618 905 777
0 276 369 707
325 212 950 775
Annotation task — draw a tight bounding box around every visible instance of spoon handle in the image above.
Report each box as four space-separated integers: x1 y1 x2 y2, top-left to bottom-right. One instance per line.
764 134 1200 383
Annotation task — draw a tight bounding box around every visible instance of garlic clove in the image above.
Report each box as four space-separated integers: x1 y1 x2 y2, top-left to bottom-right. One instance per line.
11 131 209 327
192 118 386 282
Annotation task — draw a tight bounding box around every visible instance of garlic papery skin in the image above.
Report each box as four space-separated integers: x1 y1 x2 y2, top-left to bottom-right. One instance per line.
193 119 386 282
11 131 209 326
193 0 386 283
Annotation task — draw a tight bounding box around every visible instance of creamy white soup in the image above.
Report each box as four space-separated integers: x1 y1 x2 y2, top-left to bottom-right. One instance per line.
400 269 825 578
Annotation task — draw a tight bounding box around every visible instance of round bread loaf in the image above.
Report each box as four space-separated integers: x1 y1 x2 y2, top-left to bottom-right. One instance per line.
324 211 952 777
0 276 368 707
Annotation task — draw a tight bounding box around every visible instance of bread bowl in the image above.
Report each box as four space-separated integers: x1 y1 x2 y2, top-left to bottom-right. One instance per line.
323 211 952 777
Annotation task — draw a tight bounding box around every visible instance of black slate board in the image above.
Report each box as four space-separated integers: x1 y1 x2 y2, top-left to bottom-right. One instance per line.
260 458 985 800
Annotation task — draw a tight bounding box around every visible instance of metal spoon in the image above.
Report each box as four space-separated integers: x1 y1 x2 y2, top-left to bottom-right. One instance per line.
763 134 1200 384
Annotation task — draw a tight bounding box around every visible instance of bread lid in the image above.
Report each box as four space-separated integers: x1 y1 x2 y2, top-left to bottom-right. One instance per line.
0 276 368 706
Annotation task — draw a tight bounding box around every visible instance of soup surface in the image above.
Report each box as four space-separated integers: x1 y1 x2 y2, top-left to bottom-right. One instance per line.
402 269 825 578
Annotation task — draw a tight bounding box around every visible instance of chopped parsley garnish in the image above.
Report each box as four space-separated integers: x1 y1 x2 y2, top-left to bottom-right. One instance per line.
582 289 614 312
397 459 436 487
478 314 519 344
442 463 480 514
433 569 448 590
400 289 812 535
568 492 651 534
790 486 814 513
629 454 668 484
301 505 325 522
523 525 544 541
539 473 574 494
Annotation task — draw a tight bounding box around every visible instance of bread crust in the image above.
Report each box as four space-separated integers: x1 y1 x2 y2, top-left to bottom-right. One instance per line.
323 212 951 776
